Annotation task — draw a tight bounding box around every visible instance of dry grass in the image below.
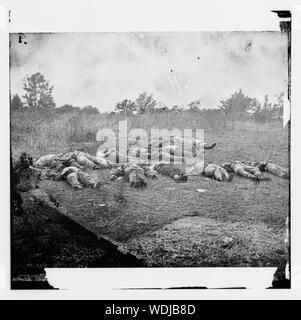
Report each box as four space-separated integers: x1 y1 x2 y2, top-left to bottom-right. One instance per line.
126 217 287 267
11 109 228 159
11 108 284 161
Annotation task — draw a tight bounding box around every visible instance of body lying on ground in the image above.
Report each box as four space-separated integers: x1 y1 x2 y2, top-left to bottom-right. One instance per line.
34 154 60 168
202 163 233 182
101 137 216 164
146 138 216 160
68 136 216 167
110 162 157 189
249 161 289 179
149 161 188 182
222 160 270 182
110 161 187 188
109 160 233 186
34 151 106 190
35 150 110 170
60 150 109 168
54 166 102 190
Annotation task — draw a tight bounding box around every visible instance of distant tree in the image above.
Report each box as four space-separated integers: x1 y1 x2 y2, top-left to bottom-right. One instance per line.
108 111 117 117
81 105 100 115
156 106 169 112
171 105 183 112
252 95 282 123
55 104 81 115
22 73 55 111
188 99 202 111
272 92 284 118
219 89 253 121
249 97 261 113
11 94 23 111
115 99 137 115
135 92 157 114
263 94 272 110
154 102 169 113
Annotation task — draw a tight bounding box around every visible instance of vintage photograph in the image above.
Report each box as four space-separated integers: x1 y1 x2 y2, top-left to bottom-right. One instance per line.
10 20 290 287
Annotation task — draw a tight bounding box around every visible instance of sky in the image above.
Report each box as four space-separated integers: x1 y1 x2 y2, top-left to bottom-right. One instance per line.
10 32 288 112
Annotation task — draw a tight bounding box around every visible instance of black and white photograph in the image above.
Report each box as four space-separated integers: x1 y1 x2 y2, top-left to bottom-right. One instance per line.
1 0 300 298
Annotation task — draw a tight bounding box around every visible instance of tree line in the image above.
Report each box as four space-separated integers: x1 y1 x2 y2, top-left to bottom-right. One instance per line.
11 72 284 122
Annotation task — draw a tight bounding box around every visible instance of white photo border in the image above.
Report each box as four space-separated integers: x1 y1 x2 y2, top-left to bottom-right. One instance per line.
1 0 300 299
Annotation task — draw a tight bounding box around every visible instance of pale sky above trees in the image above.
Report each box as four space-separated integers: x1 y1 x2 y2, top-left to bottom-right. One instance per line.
10 32 288 112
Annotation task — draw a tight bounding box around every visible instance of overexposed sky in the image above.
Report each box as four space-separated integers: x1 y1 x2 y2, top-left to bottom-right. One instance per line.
10 32 288 111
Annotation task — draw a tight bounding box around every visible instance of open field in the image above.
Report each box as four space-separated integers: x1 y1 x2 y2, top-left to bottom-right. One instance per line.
11 111 289 267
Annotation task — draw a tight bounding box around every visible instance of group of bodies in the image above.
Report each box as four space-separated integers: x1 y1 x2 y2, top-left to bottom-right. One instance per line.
33 140 289 190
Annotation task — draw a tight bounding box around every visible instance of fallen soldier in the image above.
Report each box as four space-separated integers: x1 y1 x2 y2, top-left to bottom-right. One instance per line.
34 154 61 168
202 163 233 182
223 160 270 182
149 161 188 182
54 166 102 190
96 135 216 166
110 162 150 189
35 150 109 170
147 138 216 159
110 160 232 184
58 150 109 168
249 161 289 179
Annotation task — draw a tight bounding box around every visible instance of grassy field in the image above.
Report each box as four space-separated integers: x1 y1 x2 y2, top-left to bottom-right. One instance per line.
10 109 226 159
11 110 289 267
